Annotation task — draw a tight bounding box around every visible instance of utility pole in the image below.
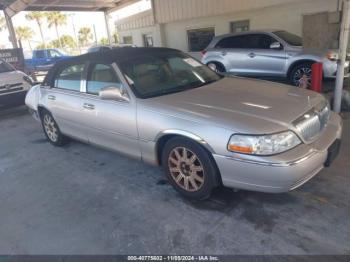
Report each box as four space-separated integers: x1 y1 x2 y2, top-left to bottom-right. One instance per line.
69 13 81 54
334 0 350 113
104 11 112 45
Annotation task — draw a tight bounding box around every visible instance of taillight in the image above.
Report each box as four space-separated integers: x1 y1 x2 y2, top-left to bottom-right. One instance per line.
201 50 207 56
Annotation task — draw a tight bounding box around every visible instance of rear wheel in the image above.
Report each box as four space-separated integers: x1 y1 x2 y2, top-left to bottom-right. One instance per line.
40 109 68 146
289 62 313 88
162 137 219 200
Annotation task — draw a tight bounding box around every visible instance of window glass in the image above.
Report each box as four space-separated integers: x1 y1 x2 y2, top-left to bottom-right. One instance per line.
54 64 84 91
143 34 154 47
87 64 121 95
35 50 46 59
273 30 302 46
123 36 133 44
216 34 278 49
119 52 222 99
187 28 215 52
49 49 62 58
0 60 14 73
230 20 250 33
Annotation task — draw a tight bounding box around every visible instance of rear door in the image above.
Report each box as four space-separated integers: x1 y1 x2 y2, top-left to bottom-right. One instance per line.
43 62 89 142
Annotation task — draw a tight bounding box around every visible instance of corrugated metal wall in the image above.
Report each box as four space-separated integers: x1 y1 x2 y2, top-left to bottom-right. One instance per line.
116 10 154 31
153 0 301 23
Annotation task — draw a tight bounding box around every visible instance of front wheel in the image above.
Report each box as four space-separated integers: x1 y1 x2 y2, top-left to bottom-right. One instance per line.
289 62 313 88
40 109 68 146
162 137 219 200
207 62 226 73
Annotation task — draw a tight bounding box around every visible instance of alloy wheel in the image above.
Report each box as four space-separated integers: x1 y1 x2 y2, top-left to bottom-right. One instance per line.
293 66 312 88
167 147 205 192
43 114 58 142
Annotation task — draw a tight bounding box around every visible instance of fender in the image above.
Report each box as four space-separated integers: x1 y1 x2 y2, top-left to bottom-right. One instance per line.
155 129 215 154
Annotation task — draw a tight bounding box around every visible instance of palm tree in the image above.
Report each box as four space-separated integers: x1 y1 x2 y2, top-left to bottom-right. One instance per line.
0 16 6 32
15 26 34 51
78 27 93 46
25 11 46 48
45 11 67 49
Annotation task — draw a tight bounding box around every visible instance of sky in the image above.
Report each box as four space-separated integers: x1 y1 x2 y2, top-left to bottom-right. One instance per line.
0 0 151 51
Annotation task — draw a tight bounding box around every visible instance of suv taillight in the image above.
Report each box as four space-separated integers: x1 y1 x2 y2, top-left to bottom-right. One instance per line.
201 50 207 56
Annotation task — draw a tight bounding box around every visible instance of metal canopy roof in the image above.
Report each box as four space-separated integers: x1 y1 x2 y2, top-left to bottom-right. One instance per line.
1 0 138 15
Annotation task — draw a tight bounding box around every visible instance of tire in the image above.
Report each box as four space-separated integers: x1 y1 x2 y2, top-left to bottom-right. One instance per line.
40 109 68 146
207 62 226 73
289 62 313 88
162 137 219 200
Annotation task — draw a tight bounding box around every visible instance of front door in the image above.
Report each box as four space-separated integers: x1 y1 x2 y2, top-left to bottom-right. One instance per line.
81 63 140 159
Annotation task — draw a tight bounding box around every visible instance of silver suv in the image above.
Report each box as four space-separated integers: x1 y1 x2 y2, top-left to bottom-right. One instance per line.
201 30 348 86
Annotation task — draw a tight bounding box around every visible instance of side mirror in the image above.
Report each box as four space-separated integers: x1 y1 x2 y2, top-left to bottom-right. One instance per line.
270 42 282 50
99 85 129 102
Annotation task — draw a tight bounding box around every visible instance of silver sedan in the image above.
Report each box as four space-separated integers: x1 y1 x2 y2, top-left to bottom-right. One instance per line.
25 48 342 200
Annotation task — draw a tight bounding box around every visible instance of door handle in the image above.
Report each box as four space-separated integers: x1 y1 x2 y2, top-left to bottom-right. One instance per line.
248 52 256 58
221 51 227 56
48 95 56 100
83 103 95 110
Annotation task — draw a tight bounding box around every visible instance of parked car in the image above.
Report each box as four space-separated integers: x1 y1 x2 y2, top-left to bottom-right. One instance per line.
87 44 136 53
201 30 348 87
25 48 342 200
0 58 33 107
25 49 70 72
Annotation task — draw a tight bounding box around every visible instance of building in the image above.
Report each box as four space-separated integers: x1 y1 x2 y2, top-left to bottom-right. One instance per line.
115 0 342 58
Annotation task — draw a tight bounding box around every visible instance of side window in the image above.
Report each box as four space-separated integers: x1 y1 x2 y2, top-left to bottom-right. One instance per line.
49 49 61 58
35 50 46 59
246 34 278 49
54 64 84 91
87 64 121 95
215 35 249 49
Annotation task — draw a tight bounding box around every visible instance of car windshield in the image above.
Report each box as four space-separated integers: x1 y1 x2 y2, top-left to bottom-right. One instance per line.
0 59 14 73
273 30 302 46
118 52 222 98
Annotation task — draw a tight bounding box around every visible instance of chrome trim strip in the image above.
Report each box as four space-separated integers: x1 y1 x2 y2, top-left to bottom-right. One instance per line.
214 151 317 167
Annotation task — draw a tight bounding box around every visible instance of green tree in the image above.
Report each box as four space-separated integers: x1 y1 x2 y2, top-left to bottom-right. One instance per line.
78 27 93 46
45 11 67 49
15 26 34 51
0 16 6 32
113 32 119 44
99 37 109 45
25 11 46 48
50 35 76 49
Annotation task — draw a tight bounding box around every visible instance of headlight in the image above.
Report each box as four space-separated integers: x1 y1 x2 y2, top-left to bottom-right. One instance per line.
227 131 301 155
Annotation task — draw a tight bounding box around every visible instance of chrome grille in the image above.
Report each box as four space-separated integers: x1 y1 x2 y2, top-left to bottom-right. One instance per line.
293 102 330 142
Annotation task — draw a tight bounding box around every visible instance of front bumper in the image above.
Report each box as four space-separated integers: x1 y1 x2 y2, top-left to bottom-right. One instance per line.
213 112 342 193
323 60 350 78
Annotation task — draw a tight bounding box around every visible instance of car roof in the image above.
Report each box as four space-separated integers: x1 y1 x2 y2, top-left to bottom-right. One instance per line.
214 29 280 39
43 47 181 85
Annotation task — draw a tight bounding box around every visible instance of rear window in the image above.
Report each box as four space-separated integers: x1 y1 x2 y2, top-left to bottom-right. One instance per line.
0 60 14 73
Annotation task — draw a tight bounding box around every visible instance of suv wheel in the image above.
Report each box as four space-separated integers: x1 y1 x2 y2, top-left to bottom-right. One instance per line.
40 109 68 146
207 62 226 73
162 137 219 200
289 62 313 88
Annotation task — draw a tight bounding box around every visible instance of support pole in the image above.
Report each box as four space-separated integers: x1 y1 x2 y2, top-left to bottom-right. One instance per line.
3 10 18 48
104 11 112 45
334 0 350 113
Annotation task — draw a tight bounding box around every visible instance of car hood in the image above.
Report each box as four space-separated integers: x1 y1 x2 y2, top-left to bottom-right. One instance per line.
142 77 325 133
